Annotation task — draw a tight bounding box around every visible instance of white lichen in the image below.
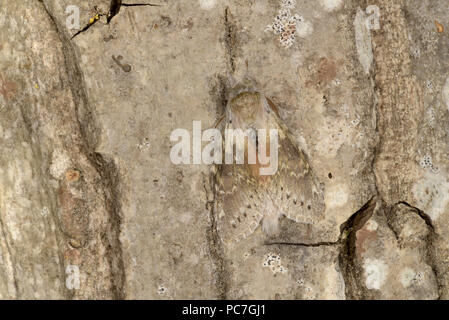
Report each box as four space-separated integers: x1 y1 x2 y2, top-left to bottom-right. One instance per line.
262 252 287 274
363 258 388 290
365 220 378 232
427 108 436 126
136 138 151 151
399 267 415 288
265 0 312 48
320 0 343 12
49 150 71 180
157 284 167 295
410 46 421 59
419 154 439 173
326 184 349 208
412 171 449 221
199 0 216 10
41 207 49 217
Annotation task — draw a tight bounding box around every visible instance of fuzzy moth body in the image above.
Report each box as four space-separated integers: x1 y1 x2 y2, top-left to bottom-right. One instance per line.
215 79 325 245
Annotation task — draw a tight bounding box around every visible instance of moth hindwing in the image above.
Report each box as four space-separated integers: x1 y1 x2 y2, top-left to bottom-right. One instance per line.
215 85 325 245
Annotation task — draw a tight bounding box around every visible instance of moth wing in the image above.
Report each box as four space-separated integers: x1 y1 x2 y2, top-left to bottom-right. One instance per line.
215 163 265 245
264 97 325 224
215 123 265 245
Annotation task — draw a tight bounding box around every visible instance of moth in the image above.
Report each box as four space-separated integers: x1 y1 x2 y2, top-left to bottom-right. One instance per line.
215 78 325 245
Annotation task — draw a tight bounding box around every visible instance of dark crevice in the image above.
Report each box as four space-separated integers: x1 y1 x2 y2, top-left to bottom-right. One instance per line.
72 1 162 36
339 197 377 237
264 241 339 247
71 16 104 39
224 7 237 74
337 197 442 300
393 201 442 299
384 205 400 241
396 201 435 230
122 3 161 7
267 197 378 299
204 173 228 300
38 0 126 299
366 0 443 299
107 0 160 23
427 230 443 300
262 193 375 247
90 154 127 299
107 0 122 23
338 197 378 300
215 75 229 119
205 75 230 299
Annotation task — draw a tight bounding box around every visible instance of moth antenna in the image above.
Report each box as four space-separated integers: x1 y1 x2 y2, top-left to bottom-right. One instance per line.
213 115 226 128
265 96 281 118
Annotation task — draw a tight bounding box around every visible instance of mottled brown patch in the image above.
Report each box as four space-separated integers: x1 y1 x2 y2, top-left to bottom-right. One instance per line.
356 226 378 259
58 185 88 240
435 20 444 33
66 169 80 182
0 73 18 100
306 57 338 87
64 247 81 265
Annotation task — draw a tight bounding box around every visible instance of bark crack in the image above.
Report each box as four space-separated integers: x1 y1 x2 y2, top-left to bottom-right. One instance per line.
107 0 161 24
264 241 340 247
224 7 237 74
39 0 126 299
338 197 378 299
71 1 161 38
204 173 229 300
393 201 442 299
71 15 104 39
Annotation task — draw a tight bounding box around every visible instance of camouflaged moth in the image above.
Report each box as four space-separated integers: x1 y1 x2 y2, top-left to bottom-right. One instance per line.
215 78 325 245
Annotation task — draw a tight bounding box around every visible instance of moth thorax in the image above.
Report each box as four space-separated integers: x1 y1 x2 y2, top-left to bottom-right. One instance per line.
230 92 261 124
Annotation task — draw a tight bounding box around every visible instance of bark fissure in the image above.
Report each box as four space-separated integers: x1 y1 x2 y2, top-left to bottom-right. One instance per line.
394 201 442 299
338 197 378 299
39 0 126 299
107 0 122 23
224 7 237 74
71 17 103 39
367 0 442 299
204 174 229 300
264 241 339 247
122 3 160 7
107 0 160 24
